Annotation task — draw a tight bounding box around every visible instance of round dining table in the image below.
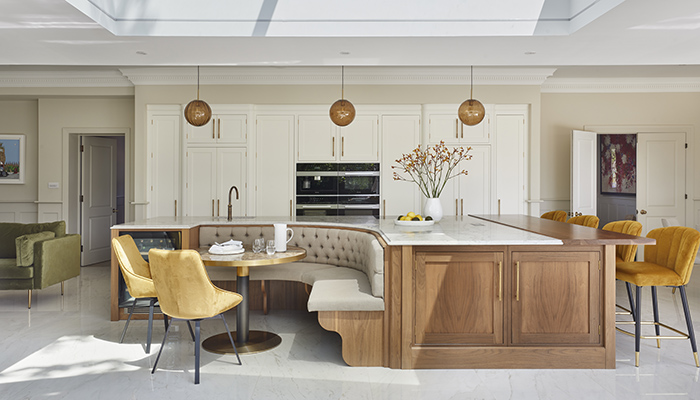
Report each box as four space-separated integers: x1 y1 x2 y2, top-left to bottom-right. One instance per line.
198 245 306 354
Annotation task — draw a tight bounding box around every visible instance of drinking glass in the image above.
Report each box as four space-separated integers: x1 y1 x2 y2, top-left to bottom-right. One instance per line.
266 240 276 255
253 238 265 253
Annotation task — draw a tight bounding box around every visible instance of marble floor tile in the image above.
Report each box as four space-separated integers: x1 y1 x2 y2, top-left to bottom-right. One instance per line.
3 265 700 399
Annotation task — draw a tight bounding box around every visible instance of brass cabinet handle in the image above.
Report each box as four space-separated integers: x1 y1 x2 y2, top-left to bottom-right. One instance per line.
342 137 345 157
217 118 221 139
461 199 464 216
217 199 220 217
383 199 386 216
212 120 216 139
455 119 459 138
498 261 502 301
461 122 464 138
516 261 520 301
174 200 177 217
212 199 215 217
640 210 648 215
332 137 335 157
290 199 293 217
456 199 459 214
498 199 501 215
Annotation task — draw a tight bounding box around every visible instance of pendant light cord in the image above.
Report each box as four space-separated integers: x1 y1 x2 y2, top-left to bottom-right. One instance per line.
197 66 200 100
470 65 473 100
341 66 345 100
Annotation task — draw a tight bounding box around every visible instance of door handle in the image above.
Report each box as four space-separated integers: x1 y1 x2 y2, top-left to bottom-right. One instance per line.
516 261 520 301
212 199 215 217
332 137 335 157
383 199 386 216
498 261 502 301
212 120 216 139
217 118 221 139
640 209 648 215
455 119 459 138
455 199 459 214
112 208 118 213
460 199 464 216
217 199 220 217
342 137 345 157
174 200 177 217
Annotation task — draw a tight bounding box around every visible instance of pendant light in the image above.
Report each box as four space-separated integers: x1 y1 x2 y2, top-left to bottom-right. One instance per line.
329 66 356 127
458 66 485 126
184 66 212 126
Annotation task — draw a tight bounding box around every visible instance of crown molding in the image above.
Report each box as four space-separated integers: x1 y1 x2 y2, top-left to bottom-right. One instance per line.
119 67 557 86
541 77 700 93
0 70 133 88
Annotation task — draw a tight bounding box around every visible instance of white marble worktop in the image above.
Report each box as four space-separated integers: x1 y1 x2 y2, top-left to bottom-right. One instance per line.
112 215 563 246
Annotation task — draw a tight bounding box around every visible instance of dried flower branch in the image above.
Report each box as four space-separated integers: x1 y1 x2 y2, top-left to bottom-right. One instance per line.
392 141 472 198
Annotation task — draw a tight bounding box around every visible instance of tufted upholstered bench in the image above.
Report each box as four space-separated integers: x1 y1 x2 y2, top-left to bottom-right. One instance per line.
199 226 385 312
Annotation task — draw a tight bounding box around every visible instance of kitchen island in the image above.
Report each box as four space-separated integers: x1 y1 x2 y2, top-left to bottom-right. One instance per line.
110 214 653 369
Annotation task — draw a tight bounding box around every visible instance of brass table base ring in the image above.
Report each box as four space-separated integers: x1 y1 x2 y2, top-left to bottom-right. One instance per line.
202 330 282 355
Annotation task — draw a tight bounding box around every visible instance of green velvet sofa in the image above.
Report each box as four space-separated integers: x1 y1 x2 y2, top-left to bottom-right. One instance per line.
0 221 81 308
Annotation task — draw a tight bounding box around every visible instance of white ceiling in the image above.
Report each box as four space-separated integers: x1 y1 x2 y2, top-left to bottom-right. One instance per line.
1 0 700 80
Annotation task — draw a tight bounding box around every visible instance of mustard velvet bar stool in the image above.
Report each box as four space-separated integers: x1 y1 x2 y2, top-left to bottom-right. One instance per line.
616 226 700 367
148 248 243 385
603 221 643 320
540 210 567 222
567 215 600 228
112 235 167 354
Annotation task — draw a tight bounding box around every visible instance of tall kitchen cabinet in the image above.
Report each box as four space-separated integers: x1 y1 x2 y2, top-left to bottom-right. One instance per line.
255 114 295 217
421 104 528 217
297 114 379 162
183 105 251 217
146 105 181 218
381 112 421 216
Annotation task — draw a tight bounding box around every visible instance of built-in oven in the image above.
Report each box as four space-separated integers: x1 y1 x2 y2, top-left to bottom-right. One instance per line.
296 163 380 217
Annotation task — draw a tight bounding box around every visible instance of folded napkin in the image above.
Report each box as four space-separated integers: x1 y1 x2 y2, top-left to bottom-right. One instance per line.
215 239 243 247
209 243 244 255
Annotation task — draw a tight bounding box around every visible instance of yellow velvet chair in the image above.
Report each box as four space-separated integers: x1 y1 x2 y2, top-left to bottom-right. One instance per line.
540 210 566 222
112 235 166 354
148 248 243 385
566 215 600 228
616 226 700 367
602 221 643 263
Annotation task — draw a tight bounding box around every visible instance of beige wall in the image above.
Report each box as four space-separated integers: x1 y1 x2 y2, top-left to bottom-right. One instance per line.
540 92 700 203
0 100 38 202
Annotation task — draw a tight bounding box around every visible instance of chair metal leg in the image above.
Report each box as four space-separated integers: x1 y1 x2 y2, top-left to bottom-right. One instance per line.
194 320 201 385
635 285 642 367
28 290 32 309
146 298 157 353
679 286 699 367
221 314 242 365
626 282 636 322
163 312 169 331
651 286 661 348
61 281 64 296
120 300 137 343
187 321 195 341
151 315 173 375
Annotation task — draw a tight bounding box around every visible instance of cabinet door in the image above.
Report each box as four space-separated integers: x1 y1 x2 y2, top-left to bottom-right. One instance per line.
381 115 420 216
216 148 246 217
340 115 379 161
459 145 491 215
428 114 461 144
256 115 294 216
148 112 180 218
186 147 217 217
298 115 336 161
511 251 601 345
414 251 504 345
437 175 459 217
460 111 490 143
495 112 525 214
185 118 216 144
216 114 247 144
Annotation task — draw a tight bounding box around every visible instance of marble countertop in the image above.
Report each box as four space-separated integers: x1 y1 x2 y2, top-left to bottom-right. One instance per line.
112 215 563 246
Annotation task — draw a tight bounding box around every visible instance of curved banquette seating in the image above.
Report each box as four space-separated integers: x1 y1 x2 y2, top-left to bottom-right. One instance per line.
199 226 385 312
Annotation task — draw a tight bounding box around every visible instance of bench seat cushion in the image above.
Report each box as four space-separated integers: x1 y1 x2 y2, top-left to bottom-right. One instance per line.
0 258 33 279
206 262 335 282
305 267 385 312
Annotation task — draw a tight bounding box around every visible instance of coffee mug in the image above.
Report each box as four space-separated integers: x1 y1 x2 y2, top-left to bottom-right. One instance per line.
273 223 294 252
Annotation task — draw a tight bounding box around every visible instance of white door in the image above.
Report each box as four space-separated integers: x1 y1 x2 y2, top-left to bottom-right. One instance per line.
81 136 117 266
571 130 598 216
637 132 686 239
380 115 420 216
460 145 491 215
217 148 246 217
297 115 336 161
340 115 379 161
428 114 460 144
186 147 217 217
256 115 294 216
216 114 247 144
495 113 525 214
148 113 180 218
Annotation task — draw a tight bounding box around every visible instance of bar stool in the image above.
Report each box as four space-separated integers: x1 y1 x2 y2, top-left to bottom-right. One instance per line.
604 221 643 319
540 211 566 222
616 226 700 367
567 215 600 228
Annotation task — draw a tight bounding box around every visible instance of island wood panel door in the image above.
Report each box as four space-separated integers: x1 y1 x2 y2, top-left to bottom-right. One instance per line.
256 115 295 216
414 251 505 345
571 130 597 216
185 147 217 217
297 115 336 161
339 115 379 161
511 251 600 345
380 115 420 216
216 147 246 218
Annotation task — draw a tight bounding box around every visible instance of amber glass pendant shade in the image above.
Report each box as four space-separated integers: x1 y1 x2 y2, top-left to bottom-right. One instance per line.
330 66 355 126
184 66 212 126
458 66 485 126
329 99 356 126
458 99 485 126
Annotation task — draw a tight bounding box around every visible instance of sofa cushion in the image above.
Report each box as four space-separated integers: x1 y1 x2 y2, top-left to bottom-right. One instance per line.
16 231 56 267
0 258 34 279
304 266 384 311
0 221 66 258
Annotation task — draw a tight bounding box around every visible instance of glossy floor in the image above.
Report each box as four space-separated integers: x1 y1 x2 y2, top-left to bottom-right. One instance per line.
2 264 700 399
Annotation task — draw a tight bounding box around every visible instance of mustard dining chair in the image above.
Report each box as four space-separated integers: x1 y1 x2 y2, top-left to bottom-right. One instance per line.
148 248 243 385
112 235 165 354
540 210 567 222
616 226 700 367
566 215 600 228
604 220 643 318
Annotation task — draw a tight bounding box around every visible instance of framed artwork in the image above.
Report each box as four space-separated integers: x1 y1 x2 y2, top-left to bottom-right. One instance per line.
600 134 636 195
0 134 25 184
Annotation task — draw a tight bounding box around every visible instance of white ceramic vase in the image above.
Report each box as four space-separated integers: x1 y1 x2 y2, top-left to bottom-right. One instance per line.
423 198 443 222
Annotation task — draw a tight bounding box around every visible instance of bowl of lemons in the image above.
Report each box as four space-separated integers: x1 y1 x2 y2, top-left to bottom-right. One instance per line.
394 212 435 226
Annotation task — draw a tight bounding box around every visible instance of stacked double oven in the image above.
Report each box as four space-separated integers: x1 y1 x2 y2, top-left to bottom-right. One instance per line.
296 163 380 217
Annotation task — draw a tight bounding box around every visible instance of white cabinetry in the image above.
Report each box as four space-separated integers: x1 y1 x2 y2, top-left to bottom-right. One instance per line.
147 105 181 218
297 114 379 162
436 145 492 216
425 105 491 145
493 105 528 215
184 147 247 217
381 114 420 216
256 115 295 217
185 105 248 145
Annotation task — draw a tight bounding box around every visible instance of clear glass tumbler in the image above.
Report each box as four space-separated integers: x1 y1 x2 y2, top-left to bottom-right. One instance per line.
266 240 276 255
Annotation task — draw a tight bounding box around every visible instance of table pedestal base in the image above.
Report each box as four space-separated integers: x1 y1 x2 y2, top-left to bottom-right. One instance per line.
202 330 282 355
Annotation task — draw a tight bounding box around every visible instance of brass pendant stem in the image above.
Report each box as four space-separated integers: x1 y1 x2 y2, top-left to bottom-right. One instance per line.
341 66 345 100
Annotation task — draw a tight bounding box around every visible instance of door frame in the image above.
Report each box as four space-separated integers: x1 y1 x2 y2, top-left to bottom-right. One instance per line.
585 125 693 228
62 128 132 235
